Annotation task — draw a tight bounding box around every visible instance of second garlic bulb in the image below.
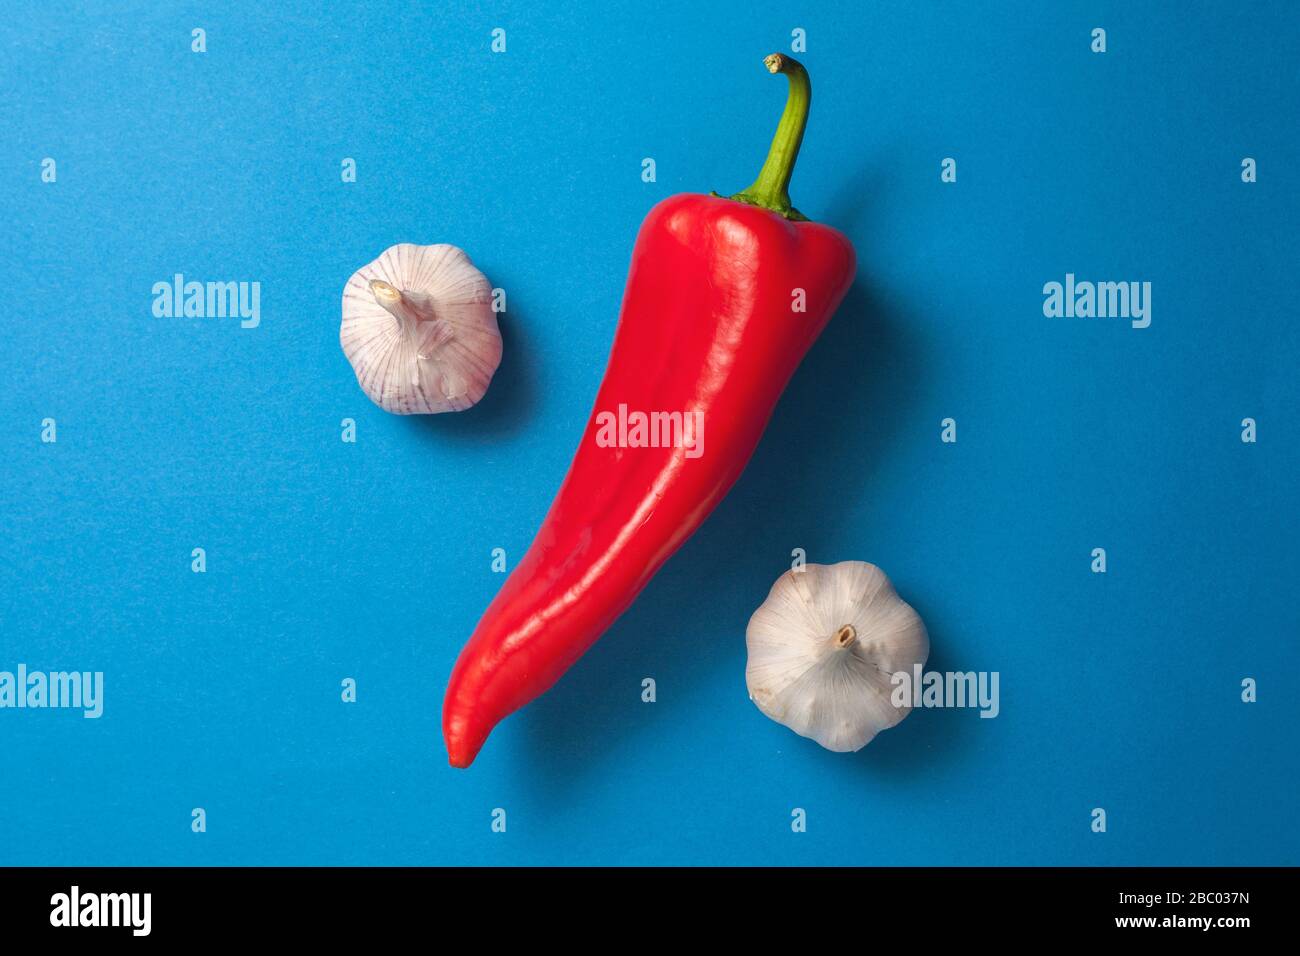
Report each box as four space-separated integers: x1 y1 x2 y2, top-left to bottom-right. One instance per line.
341 243 503 414
745 561 929 752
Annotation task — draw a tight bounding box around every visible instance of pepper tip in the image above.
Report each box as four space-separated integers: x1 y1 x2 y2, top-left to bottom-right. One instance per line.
446 738 478 769
444 718 486 769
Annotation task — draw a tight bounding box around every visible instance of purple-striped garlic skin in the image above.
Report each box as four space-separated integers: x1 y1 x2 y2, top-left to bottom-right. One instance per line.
341 243 502 414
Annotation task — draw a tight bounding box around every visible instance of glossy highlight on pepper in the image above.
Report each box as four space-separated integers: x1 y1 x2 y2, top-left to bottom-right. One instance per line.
443 54 857 767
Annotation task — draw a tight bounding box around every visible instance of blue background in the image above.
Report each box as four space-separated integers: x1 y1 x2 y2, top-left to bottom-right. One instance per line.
1 2 1296 865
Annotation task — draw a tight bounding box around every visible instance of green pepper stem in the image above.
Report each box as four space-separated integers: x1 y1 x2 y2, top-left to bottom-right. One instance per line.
729 53 811 221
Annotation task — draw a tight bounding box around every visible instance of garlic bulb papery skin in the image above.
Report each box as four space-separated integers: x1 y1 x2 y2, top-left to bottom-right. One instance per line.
341 243 502 414
745 561 929 752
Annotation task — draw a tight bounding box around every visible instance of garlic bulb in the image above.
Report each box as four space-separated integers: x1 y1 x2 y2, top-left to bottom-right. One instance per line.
745 561 929 752
341 243 502 414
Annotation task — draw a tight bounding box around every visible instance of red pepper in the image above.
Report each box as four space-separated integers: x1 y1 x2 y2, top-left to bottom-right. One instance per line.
444 54 856 767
